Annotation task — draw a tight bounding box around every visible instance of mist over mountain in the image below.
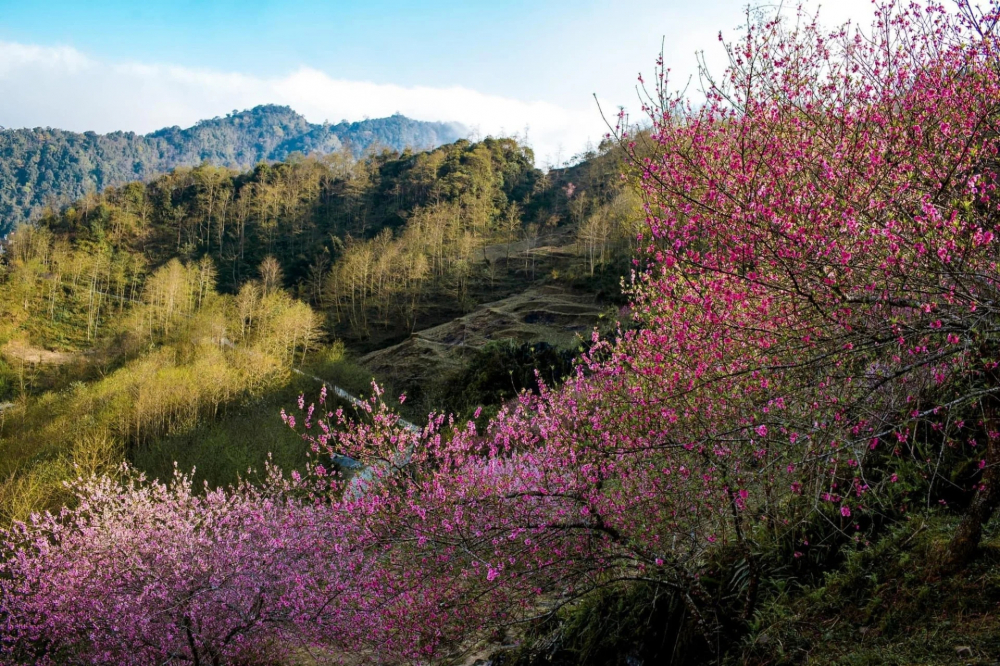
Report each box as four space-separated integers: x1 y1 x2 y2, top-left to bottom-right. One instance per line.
0 105 467 234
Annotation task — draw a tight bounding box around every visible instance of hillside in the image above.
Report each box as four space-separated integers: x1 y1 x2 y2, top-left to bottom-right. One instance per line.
0 105 467 234
0 134 634 517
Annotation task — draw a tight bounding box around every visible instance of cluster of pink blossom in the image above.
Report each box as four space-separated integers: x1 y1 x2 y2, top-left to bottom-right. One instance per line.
3 1 1000 662
0 467 371 664
618 0 1000 560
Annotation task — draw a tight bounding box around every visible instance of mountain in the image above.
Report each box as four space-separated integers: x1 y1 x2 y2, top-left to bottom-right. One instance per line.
0 105 467 234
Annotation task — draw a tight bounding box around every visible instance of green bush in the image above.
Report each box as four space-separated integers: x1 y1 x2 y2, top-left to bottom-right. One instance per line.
440 339 577 419
0 359 15 402
491 582 710 666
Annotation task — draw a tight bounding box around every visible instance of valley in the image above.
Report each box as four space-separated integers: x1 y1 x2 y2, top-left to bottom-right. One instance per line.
0 129 634 519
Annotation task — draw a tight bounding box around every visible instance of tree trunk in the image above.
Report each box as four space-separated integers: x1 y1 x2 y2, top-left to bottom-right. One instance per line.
946 404 1000 568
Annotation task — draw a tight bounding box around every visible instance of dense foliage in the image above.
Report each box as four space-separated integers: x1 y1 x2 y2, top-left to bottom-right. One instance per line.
441 339 578 419
0 105 466 234
0 224 323 521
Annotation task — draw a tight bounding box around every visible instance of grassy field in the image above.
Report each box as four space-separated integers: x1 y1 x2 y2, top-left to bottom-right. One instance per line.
131 371 316 489
132 347 385 489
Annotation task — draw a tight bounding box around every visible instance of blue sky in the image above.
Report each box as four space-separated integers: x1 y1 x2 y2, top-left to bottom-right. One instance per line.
0 1 652 98
0 0 877 164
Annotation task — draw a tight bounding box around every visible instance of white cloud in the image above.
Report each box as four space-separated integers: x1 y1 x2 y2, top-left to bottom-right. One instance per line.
0 40 604 167
0 0 882 168
0 42 89 76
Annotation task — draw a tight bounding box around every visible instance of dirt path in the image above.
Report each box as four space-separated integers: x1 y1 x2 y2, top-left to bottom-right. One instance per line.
1 341 80 366
290 367 420 433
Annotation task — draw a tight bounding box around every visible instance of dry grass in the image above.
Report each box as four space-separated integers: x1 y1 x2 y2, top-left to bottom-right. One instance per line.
1 340 80 366
360 285 604 399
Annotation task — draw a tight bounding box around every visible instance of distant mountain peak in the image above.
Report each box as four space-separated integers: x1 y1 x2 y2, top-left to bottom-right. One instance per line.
0 109 468 234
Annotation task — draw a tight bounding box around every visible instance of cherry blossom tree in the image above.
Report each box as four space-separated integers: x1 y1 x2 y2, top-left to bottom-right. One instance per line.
291 0 1000 653
0 467 366 665
621 0 1000 565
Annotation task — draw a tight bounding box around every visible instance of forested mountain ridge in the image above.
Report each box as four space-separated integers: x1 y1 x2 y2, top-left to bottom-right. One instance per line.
33 136 634 343
0 105 467 234
0 134 635 521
